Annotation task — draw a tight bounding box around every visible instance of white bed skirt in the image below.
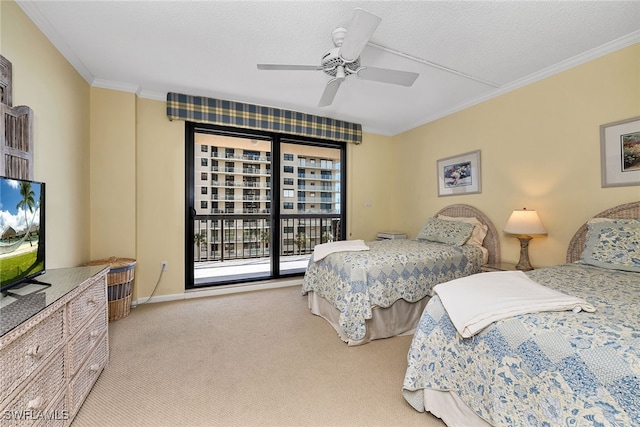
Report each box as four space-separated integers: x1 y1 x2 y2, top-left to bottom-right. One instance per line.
306 291 430 346
422 389 492 427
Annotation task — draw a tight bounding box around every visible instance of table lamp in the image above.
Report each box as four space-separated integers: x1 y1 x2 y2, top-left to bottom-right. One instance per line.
503 208 547 271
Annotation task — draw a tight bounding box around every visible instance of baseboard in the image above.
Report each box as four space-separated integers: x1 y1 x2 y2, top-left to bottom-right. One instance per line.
131 277 303 307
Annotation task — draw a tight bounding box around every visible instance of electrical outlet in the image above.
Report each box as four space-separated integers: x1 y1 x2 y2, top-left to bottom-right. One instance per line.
161 261 168 271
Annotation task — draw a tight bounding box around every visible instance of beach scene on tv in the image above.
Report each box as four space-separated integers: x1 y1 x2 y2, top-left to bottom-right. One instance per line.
0 178 44 289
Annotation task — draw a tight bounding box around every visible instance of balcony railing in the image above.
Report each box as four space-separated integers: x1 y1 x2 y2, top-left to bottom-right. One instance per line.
211 181 271 188
210 152 271 163
296 173 335 180
211 195 271 201
297 185 335 191
298 160 335 169
297 197 335 203
193 214 341 262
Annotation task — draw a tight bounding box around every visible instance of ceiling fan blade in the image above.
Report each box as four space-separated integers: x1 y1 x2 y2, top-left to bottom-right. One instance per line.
339 9 381 62
356 66 419 86
257 64 323 71
318 77 344 107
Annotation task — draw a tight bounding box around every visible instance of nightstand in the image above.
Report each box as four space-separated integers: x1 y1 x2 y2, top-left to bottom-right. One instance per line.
481 262 518 272
377 231 407 240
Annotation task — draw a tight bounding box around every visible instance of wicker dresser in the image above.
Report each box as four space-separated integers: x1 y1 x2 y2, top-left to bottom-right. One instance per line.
0 266 109 426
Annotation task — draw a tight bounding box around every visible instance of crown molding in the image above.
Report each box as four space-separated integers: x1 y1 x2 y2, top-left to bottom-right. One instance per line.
397 30 640 136
16 1 94 85
91 79 139 94
136 89 167 101
91 82 166 102
16 0 640 137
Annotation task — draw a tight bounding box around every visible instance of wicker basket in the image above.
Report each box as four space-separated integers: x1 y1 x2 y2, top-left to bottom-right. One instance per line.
85 257 136 322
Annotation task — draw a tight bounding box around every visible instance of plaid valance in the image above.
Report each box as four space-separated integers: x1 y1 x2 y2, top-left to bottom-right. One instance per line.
166 92 362 145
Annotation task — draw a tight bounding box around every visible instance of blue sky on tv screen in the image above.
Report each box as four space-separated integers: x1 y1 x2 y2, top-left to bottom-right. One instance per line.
0 178 42 233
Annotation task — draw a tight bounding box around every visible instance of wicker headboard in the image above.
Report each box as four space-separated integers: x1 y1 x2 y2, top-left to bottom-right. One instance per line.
566 201 640 263
434 204 500 265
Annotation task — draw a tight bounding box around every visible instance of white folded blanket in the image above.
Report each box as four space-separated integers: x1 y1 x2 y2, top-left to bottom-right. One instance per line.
312 239 369 262
434 271 595 338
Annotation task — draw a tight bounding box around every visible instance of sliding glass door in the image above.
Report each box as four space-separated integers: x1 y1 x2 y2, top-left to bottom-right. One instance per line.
278 142 343 275
185 123 345 288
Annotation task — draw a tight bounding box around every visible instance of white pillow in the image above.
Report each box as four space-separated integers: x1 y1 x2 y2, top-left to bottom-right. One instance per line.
438 215 488 248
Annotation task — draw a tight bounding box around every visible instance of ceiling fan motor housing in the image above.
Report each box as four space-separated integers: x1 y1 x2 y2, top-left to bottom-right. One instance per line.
321 47 360 77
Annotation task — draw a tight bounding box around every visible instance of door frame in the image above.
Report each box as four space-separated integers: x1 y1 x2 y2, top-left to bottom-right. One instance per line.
184 122 347 289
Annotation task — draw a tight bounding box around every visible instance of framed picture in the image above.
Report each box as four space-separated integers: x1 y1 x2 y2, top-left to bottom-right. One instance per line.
600 116 640 188
437 150 481 197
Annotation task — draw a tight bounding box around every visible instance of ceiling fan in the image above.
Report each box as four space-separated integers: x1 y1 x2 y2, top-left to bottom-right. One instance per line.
257 9 419 107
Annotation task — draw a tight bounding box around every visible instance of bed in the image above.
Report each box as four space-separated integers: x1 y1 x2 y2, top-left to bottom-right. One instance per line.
402 201 640 426
302 204 500 346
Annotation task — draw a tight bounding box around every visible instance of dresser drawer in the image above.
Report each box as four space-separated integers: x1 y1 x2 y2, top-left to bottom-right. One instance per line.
0 308 64 403
34 391 68 427
67 310 107 377
68 336 108 416
67 278 106 338
0 349 65 426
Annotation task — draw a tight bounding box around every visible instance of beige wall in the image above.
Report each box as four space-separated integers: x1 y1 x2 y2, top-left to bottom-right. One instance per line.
89 88 136 261
389 44 640 267
1 1 91 268
134 97 184 301
5 0 639 298
90 92 188 301
346 132 395 241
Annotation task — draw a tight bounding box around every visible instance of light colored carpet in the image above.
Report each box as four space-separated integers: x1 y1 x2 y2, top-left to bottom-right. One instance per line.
72 285 446 427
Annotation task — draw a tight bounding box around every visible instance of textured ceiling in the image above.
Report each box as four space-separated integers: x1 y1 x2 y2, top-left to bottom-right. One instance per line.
17 1 640 135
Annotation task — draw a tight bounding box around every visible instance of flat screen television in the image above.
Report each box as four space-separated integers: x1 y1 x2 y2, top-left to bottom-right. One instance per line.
0 176 46 293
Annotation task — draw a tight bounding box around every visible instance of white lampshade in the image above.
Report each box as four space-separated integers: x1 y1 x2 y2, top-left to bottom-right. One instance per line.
503 208 547 236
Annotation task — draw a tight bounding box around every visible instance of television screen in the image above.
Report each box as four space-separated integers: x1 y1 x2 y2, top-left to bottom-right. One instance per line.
0 176 45 292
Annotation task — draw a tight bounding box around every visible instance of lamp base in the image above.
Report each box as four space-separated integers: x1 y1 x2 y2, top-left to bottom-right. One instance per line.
515 236 534 271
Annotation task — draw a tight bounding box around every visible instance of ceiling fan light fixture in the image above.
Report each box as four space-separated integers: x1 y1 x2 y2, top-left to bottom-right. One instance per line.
335 65 346 80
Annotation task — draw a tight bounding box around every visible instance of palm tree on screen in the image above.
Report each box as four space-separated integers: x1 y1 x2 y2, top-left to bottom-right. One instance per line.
16 181 36 246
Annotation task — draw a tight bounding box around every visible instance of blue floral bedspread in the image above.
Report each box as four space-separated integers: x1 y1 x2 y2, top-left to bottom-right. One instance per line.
402 263 640 426
301 239 483 342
